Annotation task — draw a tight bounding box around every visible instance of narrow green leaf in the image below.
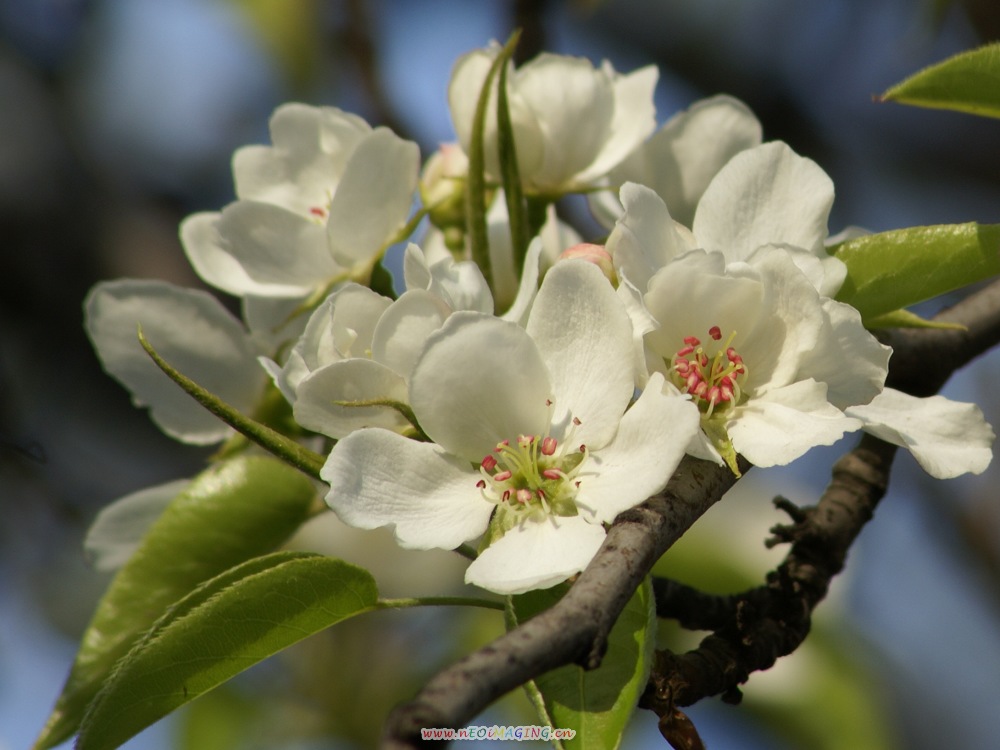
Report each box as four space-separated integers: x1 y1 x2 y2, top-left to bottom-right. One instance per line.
465 55 501 290
33 456 316 750
466 31 522 293
77 553 378 750
862 308 966 330
881 43 1000 119
507 578 655 749
138 328 325 480
832 223 1000 322
496 30 529 273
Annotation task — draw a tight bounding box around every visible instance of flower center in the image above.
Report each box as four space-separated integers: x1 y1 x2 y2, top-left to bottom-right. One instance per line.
307 189 335 224
476 415 587 522
669 325 748 418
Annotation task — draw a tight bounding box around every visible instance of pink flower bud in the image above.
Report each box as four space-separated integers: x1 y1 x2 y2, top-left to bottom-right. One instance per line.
557 243 616 283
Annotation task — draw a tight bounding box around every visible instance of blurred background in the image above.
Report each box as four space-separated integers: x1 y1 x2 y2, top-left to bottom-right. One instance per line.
2 0 1000 748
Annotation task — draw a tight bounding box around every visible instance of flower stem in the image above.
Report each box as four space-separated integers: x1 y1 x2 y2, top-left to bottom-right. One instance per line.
138 327 326 481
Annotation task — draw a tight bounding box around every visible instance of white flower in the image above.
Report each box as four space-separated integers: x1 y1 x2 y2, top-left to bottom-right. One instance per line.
608 142 845 297
181 103 420 298
640 249 889 472
589 94 763 229
607 145 993 478
85 280 267 444
321 261 699 594
264 242 542 439
423 189 580 314
448 45 658 196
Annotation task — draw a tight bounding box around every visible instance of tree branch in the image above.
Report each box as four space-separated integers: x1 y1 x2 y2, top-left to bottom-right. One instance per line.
380 278 1000 748
642 434 896 715
643 277 1000 718
381 456 746 748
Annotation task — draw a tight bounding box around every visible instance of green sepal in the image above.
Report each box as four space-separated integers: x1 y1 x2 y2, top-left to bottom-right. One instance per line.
701 417 740 477
76 552 379 750
831 223 1000 323
32 456 317 750
862 308 967 330
496 29 529 274
506 577 656 749
466 31 522 293
881 42 1000 119
138 328 325 480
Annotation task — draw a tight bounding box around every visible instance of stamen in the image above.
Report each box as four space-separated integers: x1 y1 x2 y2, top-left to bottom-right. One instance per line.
669 326 748 416
473 402 589 521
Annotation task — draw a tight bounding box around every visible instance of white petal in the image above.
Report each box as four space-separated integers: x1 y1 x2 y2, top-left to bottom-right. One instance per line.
84 479 189 571
515 54 617 188
693 141 834 260
294 359 411 438
322 429 493 549
795 297 889 409
607 182 694 292
326 128 420 268
847 389 995 478
180 212 310 298
371 290 451 377
485 192 537 312
410 313 552 461
402 241 432 291
526 261 634 448
233 103 370 214
538 202 582 271
734 249 826 392
85 280 263 444
449 46 545 185
498 239 542 326
403 243 492 314
465 514 606 594
578 374 700 523
242 295 309 351
728 380 862 467
643 251 770 383
216 200 338 292
575 63 659 184
624 94 762 227
328 284 394 358
616 275 657 387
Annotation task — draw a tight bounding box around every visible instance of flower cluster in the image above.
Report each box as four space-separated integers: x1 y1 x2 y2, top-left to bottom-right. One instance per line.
85 43 994 595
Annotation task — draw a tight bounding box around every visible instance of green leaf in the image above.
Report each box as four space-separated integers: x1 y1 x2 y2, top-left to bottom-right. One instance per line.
881 43 1000 119
33 456 317 750
138 329 325 480
832 223 1000 322
507 578 655 749
77 552 378 750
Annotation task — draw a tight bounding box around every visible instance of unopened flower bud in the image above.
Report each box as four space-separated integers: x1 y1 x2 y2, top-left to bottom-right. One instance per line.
420 143 472 235
557 242 617 285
